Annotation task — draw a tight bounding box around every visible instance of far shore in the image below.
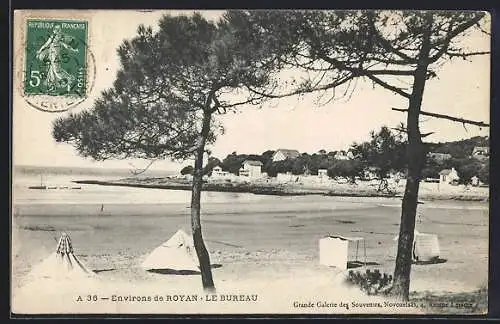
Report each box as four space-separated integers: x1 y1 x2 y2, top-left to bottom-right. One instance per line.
72 177 489 202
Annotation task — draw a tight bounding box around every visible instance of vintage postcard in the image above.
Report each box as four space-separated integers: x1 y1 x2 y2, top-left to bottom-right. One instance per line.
11 9 490 315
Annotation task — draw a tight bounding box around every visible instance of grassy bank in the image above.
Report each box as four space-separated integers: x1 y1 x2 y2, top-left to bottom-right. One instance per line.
72 177 489 202
73 178 302 196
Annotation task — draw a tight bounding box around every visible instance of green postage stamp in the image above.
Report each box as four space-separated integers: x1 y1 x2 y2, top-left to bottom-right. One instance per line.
22 19 92 111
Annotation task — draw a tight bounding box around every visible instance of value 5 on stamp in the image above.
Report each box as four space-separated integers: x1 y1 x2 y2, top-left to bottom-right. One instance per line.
19 18 95 112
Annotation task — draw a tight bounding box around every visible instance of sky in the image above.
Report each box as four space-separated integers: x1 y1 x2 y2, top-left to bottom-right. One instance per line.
12 10 491 172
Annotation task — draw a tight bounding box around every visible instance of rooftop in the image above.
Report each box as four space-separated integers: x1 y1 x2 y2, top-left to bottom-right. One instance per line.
273 149 300 159
243 160 263 166
439 168 456 176
472 146 489 155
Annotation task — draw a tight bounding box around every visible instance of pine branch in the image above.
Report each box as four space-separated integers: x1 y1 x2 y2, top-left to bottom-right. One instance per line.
429 14 486 63
365 74 411 98
391 107 490 127
367 13 419 64
391 126 433 138
245 74 354 100
317 54 412 98
367 69 415 76
129 159 156 175
446 50 490 59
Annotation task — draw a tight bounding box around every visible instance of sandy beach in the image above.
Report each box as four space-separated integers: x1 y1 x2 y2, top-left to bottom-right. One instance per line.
11 178 489 315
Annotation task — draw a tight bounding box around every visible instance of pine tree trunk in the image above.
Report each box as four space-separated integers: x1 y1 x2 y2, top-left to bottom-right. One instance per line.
191 109 215 292
391 132 424 300
391 18 432 301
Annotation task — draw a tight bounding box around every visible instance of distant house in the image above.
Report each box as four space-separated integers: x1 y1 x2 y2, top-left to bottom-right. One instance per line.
211 166 229 178
318 169 328 179
276 172 294 183
471 146 489 160
362 167 378 180
439 167 459 185
427 152 452 161
239 160 263 178
334 150 354 160
272 149 300 162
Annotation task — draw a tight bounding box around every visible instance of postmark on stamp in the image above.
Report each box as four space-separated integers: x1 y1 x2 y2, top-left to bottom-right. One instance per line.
19 18 96 113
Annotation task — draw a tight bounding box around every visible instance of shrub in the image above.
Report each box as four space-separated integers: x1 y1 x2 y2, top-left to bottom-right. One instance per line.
180 165 194 175
346 269 393 296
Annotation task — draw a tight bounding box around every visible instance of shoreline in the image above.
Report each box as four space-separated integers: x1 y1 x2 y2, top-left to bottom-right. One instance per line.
72 178 489 202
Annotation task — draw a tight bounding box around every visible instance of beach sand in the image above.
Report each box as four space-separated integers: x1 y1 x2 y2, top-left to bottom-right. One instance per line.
11 197 489 315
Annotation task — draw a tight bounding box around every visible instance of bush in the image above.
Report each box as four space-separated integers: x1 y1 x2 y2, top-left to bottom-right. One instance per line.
180 165 194 175
346 269 393 296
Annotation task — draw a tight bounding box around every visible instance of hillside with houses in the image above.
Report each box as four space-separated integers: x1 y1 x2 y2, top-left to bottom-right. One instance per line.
76 133 489 201
78 131 488 199
186 135 489 191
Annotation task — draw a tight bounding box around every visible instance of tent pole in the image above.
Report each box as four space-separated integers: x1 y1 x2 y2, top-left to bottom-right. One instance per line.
364 240 367 266
355 241 359 262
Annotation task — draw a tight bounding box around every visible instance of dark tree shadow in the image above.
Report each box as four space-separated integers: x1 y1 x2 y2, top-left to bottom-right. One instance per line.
347 261 380 269
336 220 356 224
93 268 115 273
147 269 201 275
413 257 447 265
146 264 223 275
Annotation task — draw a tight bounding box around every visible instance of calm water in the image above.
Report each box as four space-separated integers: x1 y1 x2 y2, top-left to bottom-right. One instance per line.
12 169 489 210
13 173 288 206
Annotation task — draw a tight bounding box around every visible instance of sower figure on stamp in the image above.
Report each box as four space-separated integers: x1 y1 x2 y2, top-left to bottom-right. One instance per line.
35 25 79 93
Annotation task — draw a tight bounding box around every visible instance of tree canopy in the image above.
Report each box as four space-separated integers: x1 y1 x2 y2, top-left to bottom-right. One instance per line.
226 10 489 100
352 126 407 181
52 12 287 292
53 13 284 162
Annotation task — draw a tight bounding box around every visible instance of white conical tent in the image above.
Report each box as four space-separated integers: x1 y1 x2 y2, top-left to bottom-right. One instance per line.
141 229 201 272
27 232 95 280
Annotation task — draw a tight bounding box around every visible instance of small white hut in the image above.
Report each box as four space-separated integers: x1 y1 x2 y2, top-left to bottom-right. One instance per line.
393 230 441 262
319 234 366 270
